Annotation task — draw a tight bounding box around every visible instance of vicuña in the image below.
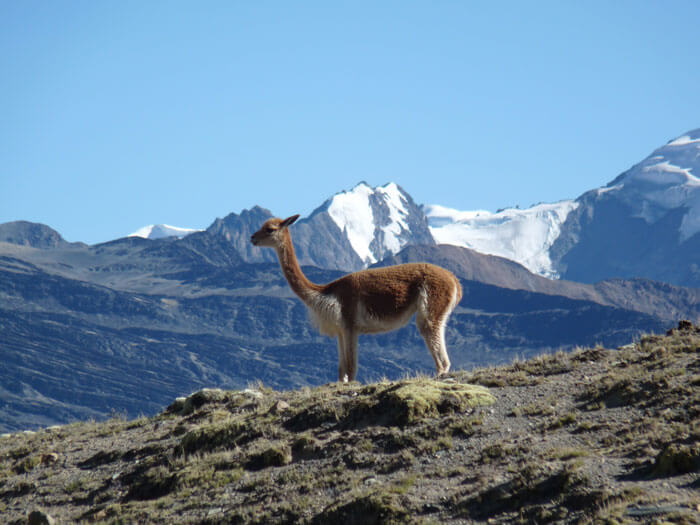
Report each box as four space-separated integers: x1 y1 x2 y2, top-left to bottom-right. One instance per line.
251 214 462 382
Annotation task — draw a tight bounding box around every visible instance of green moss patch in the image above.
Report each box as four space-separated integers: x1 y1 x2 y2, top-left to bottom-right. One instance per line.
285 378 493 432
372 379 494 427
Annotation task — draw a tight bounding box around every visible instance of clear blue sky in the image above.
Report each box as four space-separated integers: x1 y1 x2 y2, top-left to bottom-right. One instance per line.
2 1 699 244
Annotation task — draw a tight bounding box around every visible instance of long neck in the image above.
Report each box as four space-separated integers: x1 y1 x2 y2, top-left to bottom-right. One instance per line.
275 230 322 303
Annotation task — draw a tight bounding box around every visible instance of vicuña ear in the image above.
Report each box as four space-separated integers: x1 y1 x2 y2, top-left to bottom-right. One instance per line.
280 214 300 228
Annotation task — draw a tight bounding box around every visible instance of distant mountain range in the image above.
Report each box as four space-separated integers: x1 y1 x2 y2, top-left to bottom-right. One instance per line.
121 129 700 288
1 218 698 432
1 129 699 432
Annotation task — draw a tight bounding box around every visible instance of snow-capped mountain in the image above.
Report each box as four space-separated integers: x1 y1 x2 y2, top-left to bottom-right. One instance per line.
597 131 700 243
207 182 434 271
323 182 434 266
425 201 579 279
550 129 700 287
425 129 700 287
129 224 201 240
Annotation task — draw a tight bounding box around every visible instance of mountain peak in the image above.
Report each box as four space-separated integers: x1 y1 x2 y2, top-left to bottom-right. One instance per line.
600 129 700 243
204 207 276 264
0 221 68 249
352 180 373 190
425 128 700 285
323 181 432 265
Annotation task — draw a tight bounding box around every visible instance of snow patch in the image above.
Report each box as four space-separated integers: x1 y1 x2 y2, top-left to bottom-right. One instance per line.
422 204 492 225
667 135 700 147
642 161 695 183
129 224 200 240
596 184 623 196
376 182 409 254
426 201 579 279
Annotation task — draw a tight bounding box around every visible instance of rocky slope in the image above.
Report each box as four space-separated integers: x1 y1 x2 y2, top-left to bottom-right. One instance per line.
1 322 698 524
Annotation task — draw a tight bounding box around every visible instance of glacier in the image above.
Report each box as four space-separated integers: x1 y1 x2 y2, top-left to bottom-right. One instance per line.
426 129 700 278
425 201 579 279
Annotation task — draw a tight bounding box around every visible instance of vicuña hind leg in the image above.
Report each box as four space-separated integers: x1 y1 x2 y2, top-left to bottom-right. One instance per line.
337 330 359 382
417 313 451 376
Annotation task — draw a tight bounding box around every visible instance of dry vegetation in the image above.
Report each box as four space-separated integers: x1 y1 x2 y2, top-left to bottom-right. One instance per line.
1 322 699 524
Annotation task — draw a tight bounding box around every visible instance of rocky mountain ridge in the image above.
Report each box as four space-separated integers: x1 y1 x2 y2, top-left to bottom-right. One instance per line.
203 182 434 271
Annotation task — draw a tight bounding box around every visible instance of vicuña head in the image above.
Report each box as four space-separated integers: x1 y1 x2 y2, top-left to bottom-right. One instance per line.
251 214 462 382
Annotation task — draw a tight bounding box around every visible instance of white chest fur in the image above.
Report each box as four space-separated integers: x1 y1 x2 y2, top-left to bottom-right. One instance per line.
307 292 343 336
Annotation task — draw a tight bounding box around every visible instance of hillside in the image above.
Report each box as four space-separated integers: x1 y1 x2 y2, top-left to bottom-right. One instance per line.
1 322 698 524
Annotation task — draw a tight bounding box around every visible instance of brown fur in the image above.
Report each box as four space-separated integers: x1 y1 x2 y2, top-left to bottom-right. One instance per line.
251 215 462 381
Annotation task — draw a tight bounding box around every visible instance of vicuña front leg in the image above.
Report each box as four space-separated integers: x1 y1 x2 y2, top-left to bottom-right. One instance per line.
336 332 348 382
